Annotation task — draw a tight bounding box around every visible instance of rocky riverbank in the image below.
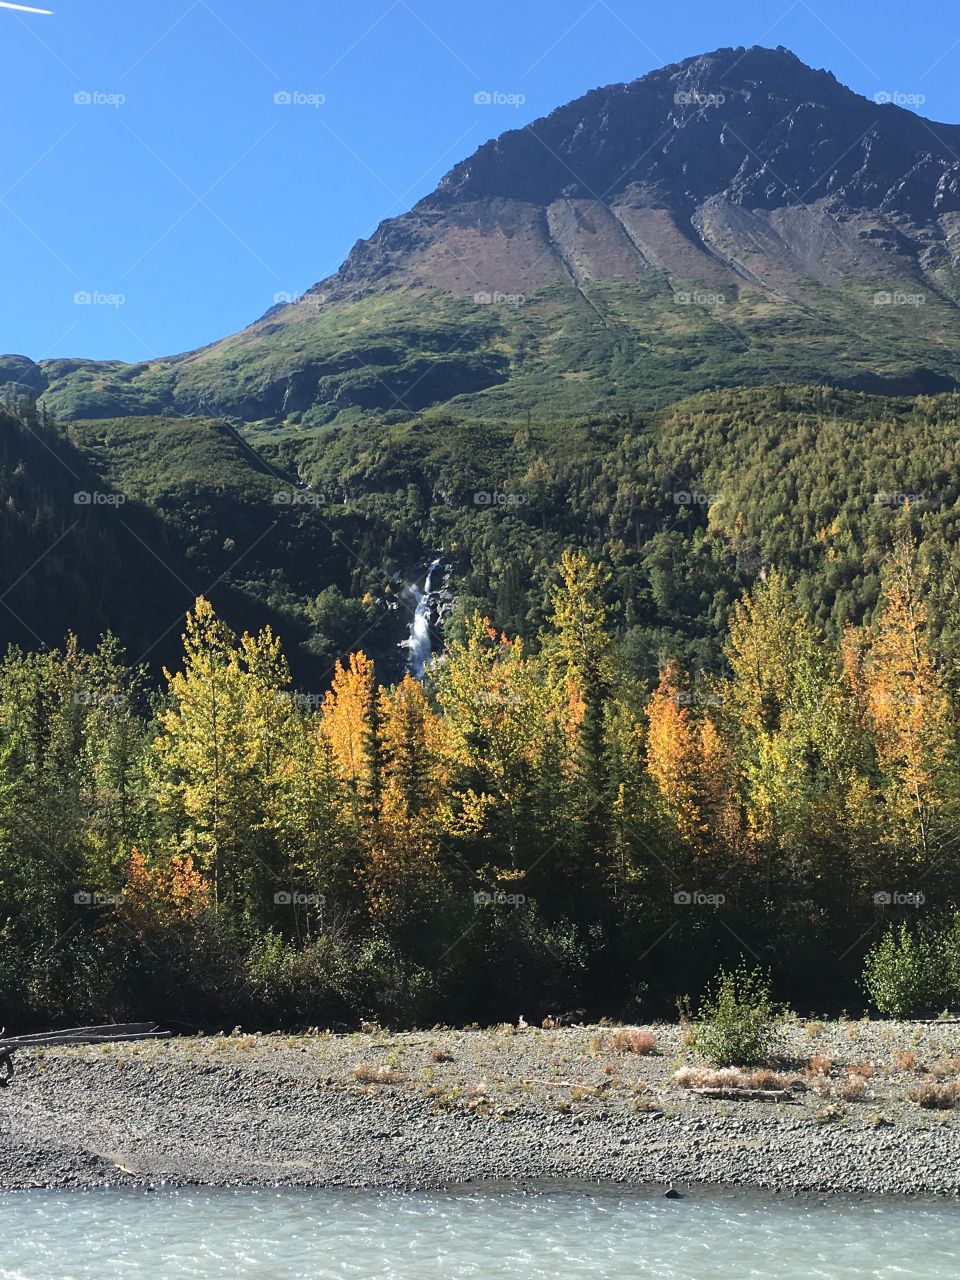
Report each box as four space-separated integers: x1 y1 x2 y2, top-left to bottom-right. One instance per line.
1 1018 959 1195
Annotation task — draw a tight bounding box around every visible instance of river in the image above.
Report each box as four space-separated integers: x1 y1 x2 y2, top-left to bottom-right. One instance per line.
2 1185 958 1278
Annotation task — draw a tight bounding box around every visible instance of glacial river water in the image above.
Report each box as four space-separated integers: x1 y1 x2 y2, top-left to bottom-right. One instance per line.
2 1185 958 1278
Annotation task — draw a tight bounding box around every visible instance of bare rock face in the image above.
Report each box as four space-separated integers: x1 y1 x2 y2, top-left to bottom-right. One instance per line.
266 45 960 320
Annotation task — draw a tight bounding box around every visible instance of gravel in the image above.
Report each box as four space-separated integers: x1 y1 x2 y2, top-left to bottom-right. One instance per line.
0 1019 958 1196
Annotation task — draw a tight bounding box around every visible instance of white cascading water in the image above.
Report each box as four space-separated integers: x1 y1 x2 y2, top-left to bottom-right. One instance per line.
402 556 442 679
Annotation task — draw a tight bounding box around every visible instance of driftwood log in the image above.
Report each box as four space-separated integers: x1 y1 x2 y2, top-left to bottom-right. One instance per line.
0 1022 170 1084
690 1086 794 1101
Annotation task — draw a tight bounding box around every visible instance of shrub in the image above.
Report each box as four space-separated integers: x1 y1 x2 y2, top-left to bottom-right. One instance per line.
681 963 786 1068
941 912 960 1003
673 1066 791 1091
806 1054 832 1076
836 1074 867 1102
861 924 939 1017
908 1080 960 1109
431 1048 454 1063
893 1050 919 1071
610 1028 657 1054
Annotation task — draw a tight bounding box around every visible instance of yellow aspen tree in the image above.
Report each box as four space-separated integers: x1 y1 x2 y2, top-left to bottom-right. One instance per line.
645 663 703 846
153 598 253 908
435 613 549 874
367 674 446 917
321 651 380 836
863 539 954 860
154 599 301 919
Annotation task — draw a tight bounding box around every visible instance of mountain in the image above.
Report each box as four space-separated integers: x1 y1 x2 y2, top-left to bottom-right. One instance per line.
18 45 960 431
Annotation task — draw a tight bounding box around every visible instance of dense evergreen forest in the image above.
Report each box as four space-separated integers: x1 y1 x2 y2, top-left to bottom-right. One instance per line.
5 387 960 1023
1 531 958 1026
7 385 960 685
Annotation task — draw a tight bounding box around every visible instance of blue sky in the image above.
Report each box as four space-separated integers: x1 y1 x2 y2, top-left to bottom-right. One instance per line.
2 0 959 362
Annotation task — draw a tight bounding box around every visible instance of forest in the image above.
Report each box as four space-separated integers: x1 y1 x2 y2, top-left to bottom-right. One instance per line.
7 385 960 692
2 534 958 1028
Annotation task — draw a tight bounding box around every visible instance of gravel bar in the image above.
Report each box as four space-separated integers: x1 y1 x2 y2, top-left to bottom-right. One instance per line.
1 1019 959 1196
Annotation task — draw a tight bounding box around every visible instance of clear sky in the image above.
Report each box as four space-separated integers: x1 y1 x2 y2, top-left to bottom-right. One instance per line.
2 0 959 362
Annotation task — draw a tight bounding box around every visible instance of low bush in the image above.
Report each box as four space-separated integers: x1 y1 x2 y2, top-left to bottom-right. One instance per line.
893 1050 919 1072
610 1028 657 1054
680 963 786 1067
862 924 940 1017
806 1054 832 1076
836 1074 867 1102
908 1080 960 1109
673 1066 791 1091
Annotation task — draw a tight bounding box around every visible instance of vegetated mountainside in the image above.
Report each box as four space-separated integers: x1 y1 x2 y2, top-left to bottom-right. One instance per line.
4 385 960 688
12 45 960 431
0 404 405 682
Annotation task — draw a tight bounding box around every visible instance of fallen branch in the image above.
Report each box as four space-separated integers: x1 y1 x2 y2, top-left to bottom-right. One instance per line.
691 1086 794 1101
522 1079 602 1091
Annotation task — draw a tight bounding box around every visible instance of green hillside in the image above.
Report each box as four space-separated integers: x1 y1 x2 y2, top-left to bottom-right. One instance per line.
36 275 960 432
3 384 954 691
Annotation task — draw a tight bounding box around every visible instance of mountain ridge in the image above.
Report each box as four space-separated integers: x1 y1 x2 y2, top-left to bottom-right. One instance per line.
10 45 960 427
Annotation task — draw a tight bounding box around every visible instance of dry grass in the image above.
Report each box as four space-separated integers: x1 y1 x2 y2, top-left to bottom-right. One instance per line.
847 1061 875 1078
673 1066 791 1091
805 1054 832 1076
836 1074 867 1102
353 1063 404 1085
465 1081 492 1110
908 1080 960 1110
633 1096 663 1114
893 1050 920 1072
609 1028 657 1055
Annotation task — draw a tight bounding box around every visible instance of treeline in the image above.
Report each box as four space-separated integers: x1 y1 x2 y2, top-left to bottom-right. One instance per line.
1 539 959 1027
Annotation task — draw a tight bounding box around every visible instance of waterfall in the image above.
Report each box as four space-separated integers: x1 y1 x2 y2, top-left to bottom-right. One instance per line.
402 556 443 679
